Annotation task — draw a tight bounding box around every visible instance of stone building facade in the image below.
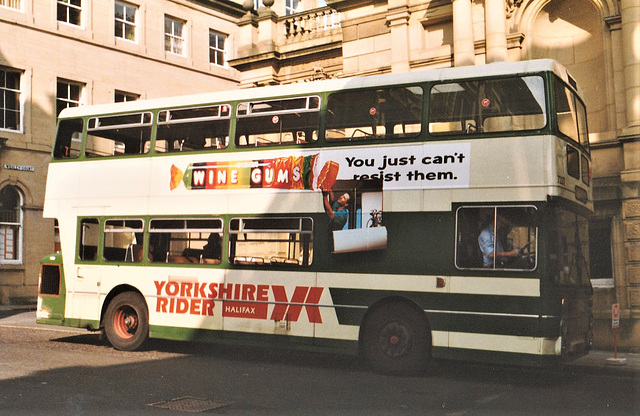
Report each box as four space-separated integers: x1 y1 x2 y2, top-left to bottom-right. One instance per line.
0 0 243 304
1 0 639 350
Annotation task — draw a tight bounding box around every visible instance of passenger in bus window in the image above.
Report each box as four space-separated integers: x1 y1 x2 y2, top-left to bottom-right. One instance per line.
201 233 222 264
478 214 519 267
322 190 350 231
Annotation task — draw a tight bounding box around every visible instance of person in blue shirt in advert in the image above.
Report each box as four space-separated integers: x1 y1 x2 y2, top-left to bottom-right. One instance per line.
323 189 350 231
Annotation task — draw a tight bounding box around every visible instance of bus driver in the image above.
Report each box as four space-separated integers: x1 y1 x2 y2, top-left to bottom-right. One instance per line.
478 214 520 267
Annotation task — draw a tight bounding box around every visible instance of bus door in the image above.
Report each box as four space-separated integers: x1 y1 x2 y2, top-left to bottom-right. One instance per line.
225 217 319 338
72 218 102 321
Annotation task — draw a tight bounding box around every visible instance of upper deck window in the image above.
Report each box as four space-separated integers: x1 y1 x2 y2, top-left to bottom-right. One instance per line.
554 78 589 152
86 112 152 157
235 96 320 147
325 86 423 141
53 118 83 159
156 105 230 152
429 76 546 135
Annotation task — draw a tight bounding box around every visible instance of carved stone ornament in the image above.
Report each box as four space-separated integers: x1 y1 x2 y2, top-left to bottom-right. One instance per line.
506 0 523 18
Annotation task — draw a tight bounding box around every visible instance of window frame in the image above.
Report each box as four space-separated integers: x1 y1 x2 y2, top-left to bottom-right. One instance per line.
56 79 84 116
53 117 83 160
164 15 186 56
589 217 614 288
325 86 424 142
78 218 100 262
553 76 590 153
0 67 22 132
0 185 24 265
156 104 231 153
209 30 227 67
235 96 321 147
57 0 82 26
228 217 314 267
0 0 22 11
114 1 137 42
428 75 547 136
114 90 140 103
454 205 538 271
102 218 145 263
85 112 153 157
285 0 300 15
148 217 224 264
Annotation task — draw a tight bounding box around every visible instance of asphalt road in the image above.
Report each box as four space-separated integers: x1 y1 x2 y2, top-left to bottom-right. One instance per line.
0 310 638 416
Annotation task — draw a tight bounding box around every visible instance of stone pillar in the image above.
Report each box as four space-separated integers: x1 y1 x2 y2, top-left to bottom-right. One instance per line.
620 0 640 318
484 0 507 63
452 0 475 66
387 0 411 73
620 0 640 134
257 5 278 53
236 5 258 58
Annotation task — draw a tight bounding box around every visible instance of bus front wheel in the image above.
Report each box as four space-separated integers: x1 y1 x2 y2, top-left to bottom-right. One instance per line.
361 302 431 375
104 292 149 351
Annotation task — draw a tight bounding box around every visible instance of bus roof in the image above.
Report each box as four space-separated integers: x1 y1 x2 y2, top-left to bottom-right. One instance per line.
58 59 577 119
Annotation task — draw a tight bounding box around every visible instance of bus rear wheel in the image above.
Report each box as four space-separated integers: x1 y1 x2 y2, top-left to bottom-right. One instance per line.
361 302 431 375
104 292 149 351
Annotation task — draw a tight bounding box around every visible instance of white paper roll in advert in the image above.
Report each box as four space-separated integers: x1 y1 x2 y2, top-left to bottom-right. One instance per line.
332 227 388 253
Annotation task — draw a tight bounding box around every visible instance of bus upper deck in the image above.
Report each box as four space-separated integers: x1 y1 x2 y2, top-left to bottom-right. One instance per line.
48 58 592 217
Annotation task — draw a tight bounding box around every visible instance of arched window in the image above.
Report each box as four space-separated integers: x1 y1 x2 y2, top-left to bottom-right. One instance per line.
0 185 23 263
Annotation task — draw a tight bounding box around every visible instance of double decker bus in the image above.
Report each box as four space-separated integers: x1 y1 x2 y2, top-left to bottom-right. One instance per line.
37 59 593 375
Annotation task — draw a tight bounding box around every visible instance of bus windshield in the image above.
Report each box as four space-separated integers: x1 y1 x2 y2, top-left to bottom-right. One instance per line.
429 75 546 135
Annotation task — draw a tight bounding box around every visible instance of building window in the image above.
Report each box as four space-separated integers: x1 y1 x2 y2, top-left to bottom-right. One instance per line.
0 0 21 10
0 185 23 264
589 218 614 286
115 1 137 41
115 90 139 102
285 0 300 15
164 15 185 56
0 68 21 131
209 30 227 67
57 0 82 26
56 79 84 116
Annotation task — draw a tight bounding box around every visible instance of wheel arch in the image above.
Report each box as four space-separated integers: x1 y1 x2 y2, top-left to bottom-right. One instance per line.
357 295 432 356
100 284 146 329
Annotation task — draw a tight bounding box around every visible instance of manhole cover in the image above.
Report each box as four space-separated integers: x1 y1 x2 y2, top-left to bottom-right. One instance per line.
148 396 231 413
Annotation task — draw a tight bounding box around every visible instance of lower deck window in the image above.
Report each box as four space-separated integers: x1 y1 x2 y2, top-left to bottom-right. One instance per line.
78 218 99 261
456 206 537 270
229 217 313 266
103 219 145 262
149 218 223 264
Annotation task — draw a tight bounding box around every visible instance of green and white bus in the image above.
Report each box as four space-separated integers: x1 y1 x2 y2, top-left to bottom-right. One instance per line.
38 59 593 374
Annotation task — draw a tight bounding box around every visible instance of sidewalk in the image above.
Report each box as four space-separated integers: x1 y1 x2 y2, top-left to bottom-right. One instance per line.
1 305 639 375
565 349 640 375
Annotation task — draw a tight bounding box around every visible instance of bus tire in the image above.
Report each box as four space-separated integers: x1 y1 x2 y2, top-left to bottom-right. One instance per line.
361 302 431 375
104 292 149 351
